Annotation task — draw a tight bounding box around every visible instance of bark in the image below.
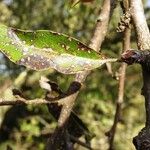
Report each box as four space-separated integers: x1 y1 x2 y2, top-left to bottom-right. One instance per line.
129 0 150 149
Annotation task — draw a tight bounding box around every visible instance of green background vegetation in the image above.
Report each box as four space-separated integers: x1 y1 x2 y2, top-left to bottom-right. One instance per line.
0 0 149 149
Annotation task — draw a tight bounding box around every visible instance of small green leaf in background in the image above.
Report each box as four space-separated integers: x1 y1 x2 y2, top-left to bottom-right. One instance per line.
0 24 117 74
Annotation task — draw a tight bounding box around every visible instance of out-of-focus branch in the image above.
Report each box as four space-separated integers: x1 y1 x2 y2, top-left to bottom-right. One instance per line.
106 2 131 149
128 0 150 149
106 27 130 150
46 0 116 149
0 98 57 106
0 91 79 106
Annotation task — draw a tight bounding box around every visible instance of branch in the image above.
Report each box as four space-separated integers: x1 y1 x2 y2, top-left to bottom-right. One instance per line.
128 0 150 149
130 0 150 49
130 0 150 127
69 135 93 150
106 30 130 150
46 0 116 149
59 0 116 126
0 98 56 106
0 91 79 106
88 0 116 50
106 1 131 149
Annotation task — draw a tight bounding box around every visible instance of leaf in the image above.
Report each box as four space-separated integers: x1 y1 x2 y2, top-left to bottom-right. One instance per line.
0 24 117 74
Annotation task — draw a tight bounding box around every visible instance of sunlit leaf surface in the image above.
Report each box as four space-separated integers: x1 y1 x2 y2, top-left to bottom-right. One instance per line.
0 24 117 74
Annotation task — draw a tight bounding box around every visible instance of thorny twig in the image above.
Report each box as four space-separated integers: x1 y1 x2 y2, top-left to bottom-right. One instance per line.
106 1 131 149
46 0 116 149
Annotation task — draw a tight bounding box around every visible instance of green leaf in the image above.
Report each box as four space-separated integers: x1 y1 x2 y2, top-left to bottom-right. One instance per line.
0 24 117 74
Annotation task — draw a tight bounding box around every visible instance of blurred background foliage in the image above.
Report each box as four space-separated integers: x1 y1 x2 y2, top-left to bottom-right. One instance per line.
0 0 149 149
